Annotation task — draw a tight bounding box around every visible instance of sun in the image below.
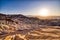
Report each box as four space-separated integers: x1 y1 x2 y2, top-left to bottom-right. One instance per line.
39 8 49 17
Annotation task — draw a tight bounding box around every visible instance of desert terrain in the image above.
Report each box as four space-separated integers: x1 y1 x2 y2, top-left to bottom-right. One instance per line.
0 13 60 40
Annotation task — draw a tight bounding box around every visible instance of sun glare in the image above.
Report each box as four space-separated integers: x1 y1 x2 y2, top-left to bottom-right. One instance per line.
39 8 49 17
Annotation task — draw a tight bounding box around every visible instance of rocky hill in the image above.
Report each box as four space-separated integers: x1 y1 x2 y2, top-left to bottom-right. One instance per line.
0 13 41 34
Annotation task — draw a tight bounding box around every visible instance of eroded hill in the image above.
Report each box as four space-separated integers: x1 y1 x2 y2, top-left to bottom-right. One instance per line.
0 13 60 40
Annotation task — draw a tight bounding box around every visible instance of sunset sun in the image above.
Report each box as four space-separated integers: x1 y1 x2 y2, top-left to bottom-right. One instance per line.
39 8 49 17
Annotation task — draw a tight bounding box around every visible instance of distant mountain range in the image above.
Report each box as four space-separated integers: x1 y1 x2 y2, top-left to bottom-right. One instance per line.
0 13 60 19
27 15 60 19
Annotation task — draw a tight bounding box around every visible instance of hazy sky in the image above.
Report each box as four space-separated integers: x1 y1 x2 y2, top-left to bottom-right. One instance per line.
0 0 60 16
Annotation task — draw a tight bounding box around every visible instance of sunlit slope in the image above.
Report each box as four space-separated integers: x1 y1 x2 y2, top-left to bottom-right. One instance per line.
0 26 60 40
26 26 60 39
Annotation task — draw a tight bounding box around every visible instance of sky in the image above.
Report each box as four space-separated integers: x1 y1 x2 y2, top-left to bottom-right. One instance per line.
0 0 60 16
